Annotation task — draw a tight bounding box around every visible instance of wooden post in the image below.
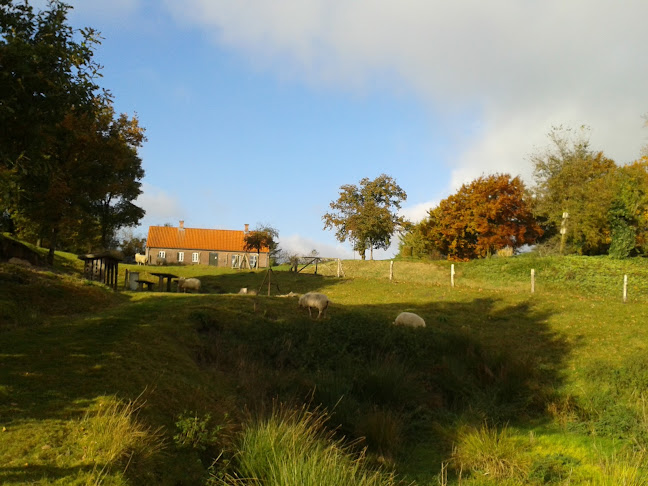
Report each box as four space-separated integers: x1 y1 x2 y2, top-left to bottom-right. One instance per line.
124 269 129 290
268 269 272 296
389 261 394 281
337 259 341 278
531 269 535 293
560 212 569 255
451 264 455 288
623 274 628 303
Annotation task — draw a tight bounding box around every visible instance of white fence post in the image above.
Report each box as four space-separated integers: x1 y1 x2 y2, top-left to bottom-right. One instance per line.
624 274 628 303
337 258 341 278
531 269 535 293
389 260 394 281
451 264 455 288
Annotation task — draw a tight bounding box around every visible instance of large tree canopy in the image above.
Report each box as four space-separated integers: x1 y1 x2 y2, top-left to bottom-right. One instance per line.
323 174 408 260
418 174 542 261
531 126 622 255
1 1 145 262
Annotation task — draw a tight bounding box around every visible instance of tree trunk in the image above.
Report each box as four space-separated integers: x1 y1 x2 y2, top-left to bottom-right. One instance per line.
370 246 374 260
47 228 58 265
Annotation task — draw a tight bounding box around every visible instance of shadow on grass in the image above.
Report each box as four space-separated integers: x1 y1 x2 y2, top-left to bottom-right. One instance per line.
0 266 569 484
124 265 342 296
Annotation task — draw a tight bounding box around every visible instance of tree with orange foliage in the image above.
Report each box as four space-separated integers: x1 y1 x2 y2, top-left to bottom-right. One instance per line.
420 174 542 261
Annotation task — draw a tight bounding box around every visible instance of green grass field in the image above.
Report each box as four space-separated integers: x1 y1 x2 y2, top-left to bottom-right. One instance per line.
2 246 648 484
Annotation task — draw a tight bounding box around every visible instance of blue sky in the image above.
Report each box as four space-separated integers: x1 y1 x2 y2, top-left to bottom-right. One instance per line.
54 0 648 258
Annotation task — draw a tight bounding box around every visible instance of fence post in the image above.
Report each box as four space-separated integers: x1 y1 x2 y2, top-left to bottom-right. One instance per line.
389 260 394 281
337 258 341 278
531 269 535 293
623 274 628 303
451 264 455 288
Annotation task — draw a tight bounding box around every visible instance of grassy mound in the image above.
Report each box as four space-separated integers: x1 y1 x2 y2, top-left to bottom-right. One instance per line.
2 249 648 484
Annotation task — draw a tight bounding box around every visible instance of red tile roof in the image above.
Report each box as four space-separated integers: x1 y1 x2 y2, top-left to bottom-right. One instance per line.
146 225 268 253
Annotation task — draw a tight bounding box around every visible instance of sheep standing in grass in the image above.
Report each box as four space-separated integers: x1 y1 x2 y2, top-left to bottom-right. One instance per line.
135 253 147 265
177 277 201 293
299 292 330 319
393 312 425 328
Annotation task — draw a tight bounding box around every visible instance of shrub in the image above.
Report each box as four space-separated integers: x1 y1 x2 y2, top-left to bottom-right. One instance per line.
174 411 228 451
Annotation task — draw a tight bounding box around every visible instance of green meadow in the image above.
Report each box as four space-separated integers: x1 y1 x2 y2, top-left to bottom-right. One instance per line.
2 248 648 485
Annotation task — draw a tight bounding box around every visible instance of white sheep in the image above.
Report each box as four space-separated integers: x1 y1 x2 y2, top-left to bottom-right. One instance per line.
393 311 426 328
177 277 201 293
299 292 330 319
135 253 147 265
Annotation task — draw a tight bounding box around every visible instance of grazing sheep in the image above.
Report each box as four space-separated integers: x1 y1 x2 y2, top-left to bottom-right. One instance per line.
8 257 32 267
177 277 201 293
393 312 426 328
238 288 258 295
299 292 330 319
135 253 147 265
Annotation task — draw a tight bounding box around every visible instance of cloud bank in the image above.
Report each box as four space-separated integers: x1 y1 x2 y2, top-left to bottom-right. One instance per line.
163 0 648 187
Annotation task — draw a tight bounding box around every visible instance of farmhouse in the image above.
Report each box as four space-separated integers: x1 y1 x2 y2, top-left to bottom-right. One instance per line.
145 221 269 268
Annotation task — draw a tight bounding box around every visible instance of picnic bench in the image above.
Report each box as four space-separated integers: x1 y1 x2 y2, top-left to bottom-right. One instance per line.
135 279 156 291
149 272 179 292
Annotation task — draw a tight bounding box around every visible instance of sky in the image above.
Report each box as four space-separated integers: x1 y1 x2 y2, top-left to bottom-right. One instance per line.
48 0 648 258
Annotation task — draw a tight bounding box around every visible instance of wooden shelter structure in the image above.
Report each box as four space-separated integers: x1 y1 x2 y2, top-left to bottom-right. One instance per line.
78 251 123 290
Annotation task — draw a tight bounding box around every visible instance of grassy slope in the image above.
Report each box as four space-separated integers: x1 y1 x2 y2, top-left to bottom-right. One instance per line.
1 251 648 484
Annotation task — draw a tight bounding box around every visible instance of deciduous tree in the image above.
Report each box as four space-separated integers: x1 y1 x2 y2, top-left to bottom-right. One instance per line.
323 174 407 260
420 174 542 261
1 1 145 262
244 225 279 267
531 126 617 255
608 157 648 257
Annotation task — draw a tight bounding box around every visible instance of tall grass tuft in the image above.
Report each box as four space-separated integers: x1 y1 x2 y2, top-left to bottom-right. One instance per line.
595 449 648 485
354 407 404 461
71 395 164 481
450 423 530 481
215 404 400 486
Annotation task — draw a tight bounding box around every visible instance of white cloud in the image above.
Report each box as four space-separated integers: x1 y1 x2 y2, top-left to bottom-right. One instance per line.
399 200 436 224
162 0 648 191
279 234 354 259
135 182 185 229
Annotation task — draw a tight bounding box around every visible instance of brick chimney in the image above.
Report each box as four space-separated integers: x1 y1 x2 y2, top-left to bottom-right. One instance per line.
179 220 184 229
244 224 249 234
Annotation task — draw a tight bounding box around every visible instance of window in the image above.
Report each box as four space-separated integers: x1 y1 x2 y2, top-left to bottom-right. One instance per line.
249 254 258 269
231 254 240 268
192 252 199 263
158 251 166 259
178 252 184 263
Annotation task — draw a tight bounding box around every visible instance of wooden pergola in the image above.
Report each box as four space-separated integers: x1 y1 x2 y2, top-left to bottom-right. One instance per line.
78 251 123 290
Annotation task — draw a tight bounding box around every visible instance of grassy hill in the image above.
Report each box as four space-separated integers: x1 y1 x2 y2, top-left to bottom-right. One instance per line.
1 248 648 484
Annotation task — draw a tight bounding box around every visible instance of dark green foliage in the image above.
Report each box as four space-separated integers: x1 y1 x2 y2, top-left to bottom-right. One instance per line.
529 453 581 483
174 411 227 452
1 1 145 260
